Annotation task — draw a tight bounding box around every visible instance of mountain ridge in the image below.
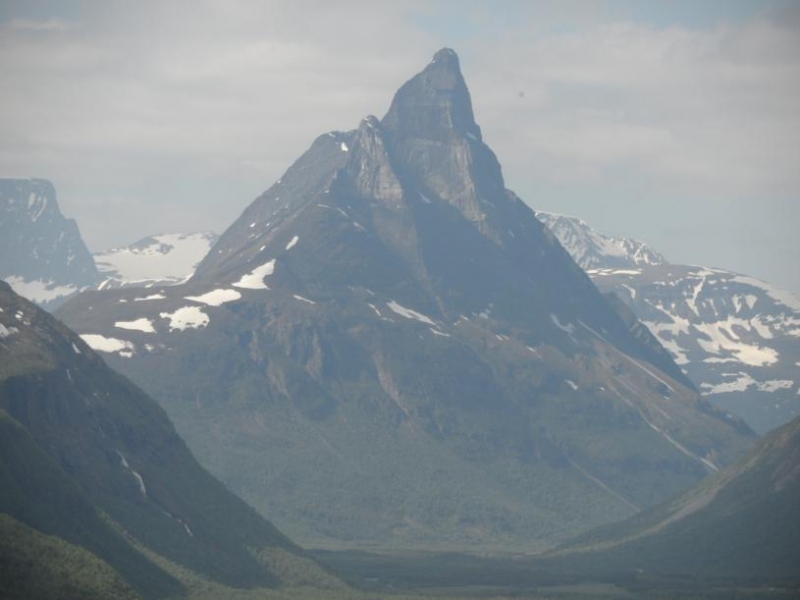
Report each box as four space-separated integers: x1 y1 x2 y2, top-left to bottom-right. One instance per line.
0 178 99 309
57 49 754 551
539 211 800 433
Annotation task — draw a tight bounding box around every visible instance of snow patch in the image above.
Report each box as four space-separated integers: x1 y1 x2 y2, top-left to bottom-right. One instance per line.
730 275 800 312
340 142 349 152
550 313 576 336
80 334 135 355
4 276 76 304
293 294 316 305
285 236 299 251
114 318 156 333
185 289 241 306
565 380 579 390
702 373 794 395
232 259 275 290
94 232 216 285
387 301 436 326
159 306 210 331
134 293 166 302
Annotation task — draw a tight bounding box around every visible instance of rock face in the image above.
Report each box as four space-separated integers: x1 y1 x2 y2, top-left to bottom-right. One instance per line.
549 413 800 583
58 49 754 552
94 232 218 289
0 178 98 309
0 281 339 597
539 211 800 434
535 211 666 269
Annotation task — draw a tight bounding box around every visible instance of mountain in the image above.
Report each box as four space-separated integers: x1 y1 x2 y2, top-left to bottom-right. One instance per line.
57 49 754 552
546 413 800 584
94 232 218 290
535 211 666 269
0 178 99 309
0 281 344 598
539 211 800 434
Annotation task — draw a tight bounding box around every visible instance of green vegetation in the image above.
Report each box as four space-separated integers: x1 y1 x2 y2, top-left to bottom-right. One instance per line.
0 513 139 600
0 284 333 596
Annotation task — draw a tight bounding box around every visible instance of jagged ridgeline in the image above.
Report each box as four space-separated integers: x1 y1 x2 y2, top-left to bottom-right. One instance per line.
538 211 800 435
0 282 344 598
58 49 755 551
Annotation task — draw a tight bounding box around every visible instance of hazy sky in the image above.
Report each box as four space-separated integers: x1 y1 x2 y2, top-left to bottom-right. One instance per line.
1 1 798 292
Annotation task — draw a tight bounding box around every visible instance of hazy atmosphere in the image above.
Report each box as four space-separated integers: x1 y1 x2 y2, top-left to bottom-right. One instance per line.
2 3 800 599
1 0 798 295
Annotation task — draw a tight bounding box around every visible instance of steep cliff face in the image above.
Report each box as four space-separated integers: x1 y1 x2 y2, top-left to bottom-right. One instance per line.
58 49 754 551
0 178 98 308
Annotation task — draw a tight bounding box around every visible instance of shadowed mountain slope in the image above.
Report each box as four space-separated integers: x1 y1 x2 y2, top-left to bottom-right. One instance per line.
58 49 754 552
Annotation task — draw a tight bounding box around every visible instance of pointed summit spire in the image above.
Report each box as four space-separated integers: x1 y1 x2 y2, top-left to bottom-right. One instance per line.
382 48 479 139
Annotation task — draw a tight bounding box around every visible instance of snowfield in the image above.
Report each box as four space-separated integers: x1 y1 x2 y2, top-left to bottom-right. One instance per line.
233 259 275 290
159 306 210 331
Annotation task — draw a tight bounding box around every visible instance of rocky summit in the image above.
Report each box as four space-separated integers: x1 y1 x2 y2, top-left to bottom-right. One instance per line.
0 178 98 309
58 49 755 552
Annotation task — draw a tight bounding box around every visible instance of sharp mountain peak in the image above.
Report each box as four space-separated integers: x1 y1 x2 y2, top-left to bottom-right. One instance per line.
382 47 480 140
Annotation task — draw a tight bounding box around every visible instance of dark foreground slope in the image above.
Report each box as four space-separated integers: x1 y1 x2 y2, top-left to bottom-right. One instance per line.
546 413 800 585
59 49 753 551
0 281 343 598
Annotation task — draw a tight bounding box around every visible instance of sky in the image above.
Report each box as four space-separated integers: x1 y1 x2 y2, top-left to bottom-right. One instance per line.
1 1 798 293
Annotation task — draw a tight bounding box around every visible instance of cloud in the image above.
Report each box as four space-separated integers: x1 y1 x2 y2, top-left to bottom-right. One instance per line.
466 15 800 200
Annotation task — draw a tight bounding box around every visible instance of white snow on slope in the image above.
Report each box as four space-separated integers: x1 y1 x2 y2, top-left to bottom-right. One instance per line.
694 326 779 367
285 236 299 250
386 301 436 326
185 289 241 306
80 334 135 355
134 293 166 301
114 318 155 333
587 268 642 277
94 232 216 285
730 275 800 312
233 259 275 290
0 323 13 339
4 276 77 303
701 373 794 395
159 306 210 331
293 294 316 305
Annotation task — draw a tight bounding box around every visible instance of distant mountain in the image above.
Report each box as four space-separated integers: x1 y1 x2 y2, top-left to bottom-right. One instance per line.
94 232 218 290
539 212 800 434
0 178 98 309
58 49 754 552
0 281 344 598
547 413 800 584
535 212 666 269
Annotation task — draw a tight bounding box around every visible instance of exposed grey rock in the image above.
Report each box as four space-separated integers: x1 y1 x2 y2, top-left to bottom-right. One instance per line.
0 178 98 309
57 49 754 552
